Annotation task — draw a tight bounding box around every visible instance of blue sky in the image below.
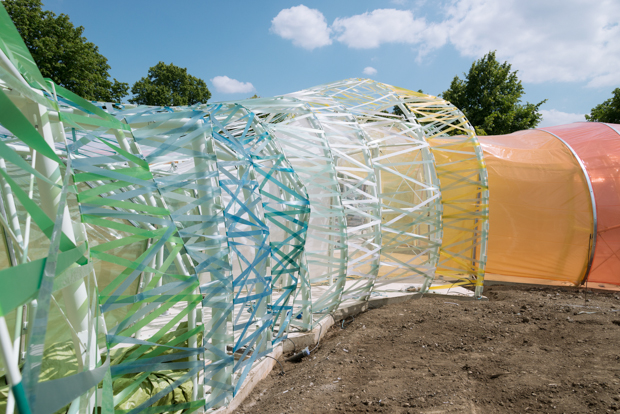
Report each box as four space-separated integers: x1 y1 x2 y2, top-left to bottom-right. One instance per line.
41 0 620 127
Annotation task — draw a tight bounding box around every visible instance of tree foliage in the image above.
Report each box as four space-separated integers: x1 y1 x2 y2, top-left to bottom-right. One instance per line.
586 88 620 123
129 62 210 106
4 0 128 102
392 90 422 117
442 51 546 135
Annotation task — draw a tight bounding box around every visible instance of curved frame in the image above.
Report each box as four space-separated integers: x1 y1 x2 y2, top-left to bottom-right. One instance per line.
300 79 443 291
104 104 234 408
240 96 348 327
0 8 510 413
538 128 598 283
0 34 496 413
288 88 382 305
207 103 275 398
392 86 489 296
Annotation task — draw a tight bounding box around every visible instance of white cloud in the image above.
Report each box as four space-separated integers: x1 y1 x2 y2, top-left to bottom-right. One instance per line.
363 66 378 76
211 76 255 94
538 109 585 128
333 9 429 49
271 1 620 87
442 0 620 87
270 5 332 50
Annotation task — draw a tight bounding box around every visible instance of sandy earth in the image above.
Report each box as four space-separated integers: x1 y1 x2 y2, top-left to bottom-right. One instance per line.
237 285 620 413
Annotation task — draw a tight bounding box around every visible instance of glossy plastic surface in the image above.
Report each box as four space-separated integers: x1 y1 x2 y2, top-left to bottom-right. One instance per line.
543 123 620 285
480 130 594 284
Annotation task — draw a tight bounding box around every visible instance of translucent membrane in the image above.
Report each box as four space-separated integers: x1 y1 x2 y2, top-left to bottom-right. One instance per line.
104 104 232 407
66 106 205 412
242 97 347 324
0 7 500 409
298 79 442 290
393 87 489 291
542 123 620 286
288 89 382 304
480 130 594 285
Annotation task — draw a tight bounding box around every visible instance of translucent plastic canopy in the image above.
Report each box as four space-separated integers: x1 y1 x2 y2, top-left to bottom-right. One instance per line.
0 35 490 413
481 122 620 288
392 87 489 294
542 123 620 286
480 130 594 285
4 4 620 412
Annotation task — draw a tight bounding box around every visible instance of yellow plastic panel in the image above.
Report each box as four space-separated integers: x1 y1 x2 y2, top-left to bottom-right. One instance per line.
393 86 489 291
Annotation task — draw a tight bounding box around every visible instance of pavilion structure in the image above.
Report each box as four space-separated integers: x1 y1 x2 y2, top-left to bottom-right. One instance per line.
0 6 618 413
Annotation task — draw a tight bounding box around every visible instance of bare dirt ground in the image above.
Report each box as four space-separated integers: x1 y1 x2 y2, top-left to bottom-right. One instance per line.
237 285 620 414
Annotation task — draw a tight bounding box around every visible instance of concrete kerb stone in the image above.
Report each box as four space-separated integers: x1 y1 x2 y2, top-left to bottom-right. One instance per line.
210 344 284 414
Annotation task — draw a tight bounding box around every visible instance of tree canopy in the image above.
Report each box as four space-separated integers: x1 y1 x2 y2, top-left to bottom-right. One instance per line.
586 88 620 123
4 0 128 102
442 51 546 136
129 62 210 106
393 90 422 117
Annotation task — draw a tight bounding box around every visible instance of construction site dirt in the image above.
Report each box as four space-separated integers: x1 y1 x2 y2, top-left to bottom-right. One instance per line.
237 285 620 413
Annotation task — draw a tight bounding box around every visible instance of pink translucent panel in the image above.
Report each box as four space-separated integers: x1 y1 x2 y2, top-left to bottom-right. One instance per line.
544 122 620 285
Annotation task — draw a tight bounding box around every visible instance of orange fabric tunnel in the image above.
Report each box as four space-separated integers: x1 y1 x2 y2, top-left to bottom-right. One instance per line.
480 129 594 286
480 122 620 287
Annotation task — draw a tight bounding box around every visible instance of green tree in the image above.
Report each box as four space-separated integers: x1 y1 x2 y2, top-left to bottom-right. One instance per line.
393 90 422 117
442 51 546 135
586 88 620 123
129 62 210 106
4 0 128 102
